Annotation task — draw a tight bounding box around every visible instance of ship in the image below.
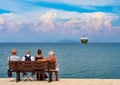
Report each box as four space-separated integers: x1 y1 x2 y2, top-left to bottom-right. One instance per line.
80 35 88 44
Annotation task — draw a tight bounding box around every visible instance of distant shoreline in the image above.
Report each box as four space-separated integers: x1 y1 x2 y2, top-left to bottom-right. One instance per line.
0 42 120 44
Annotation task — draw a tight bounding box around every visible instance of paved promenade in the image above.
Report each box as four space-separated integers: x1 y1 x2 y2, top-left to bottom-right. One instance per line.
0 78 120 85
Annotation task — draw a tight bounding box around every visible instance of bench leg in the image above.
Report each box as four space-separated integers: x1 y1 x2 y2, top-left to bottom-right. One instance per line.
16 72 20 82
49 72 53 82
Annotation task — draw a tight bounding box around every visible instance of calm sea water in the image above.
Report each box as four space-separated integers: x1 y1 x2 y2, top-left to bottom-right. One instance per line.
0 43 120 78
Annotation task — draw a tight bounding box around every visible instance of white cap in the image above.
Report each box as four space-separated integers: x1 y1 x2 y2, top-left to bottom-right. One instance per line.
49 51 55 55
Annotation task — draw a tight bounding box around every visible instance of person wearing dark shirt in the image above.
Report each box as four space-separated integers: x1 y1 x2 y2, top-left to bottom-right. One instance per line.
35 49 47 80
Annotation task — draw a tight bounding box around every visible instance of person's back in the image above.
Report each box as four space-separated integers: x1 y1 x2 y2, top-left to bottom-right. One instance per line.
21 50 35 81
9 55 20 61
49 55 56 63
35 49 43 61
8 48 20 61
21 50 34 61
8 48 20 77
24 55 32 61
49 51 59 81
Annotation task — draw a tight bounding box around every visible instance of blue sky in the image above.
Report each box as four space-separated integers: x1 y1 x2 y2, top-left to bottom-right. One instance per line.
0 0 120 42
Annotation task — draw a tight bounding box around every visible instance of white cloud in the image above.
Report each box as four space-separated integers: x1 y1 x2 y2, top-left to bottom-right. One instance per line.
53 11 119 35
29 11 56 32
0 17 5 30
0 17 4 25
104 20 111 28
0 13 23 33
0 17 5 29
0 10 119 36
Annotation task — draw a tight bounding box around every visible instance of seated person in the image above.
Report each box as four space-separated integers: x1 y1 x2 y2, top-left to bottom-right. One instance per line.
21 50 35 81
35 49 47 80
21 50 34 61
7 48 20 77
48 51 59 81
8 48 20 61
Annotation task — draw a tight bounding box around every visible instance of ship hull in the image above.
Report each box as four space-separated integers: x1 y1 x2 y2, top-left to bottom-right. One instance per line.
81 39 88 44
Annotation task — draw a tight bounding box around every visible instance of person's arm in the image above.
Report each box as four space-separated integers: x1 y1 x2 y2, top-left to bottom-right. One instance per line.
8 56 9 61
41 58 49 61
7 56 10 64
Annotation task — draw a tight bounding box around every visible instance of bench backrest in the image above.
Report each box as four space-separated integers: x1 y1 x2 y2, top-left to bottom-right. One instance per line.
9 61 56 71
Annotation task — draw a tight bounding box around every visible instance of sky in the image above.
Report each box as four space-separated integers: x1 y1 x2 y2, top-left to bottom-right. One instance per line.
0 0 120 42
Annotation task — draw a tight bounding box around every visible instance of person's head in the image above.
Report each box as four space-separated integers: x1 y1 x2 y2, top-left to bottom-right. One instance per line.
49 51 55 57
26 50 31 55
37 49 42 55
11 48 17 55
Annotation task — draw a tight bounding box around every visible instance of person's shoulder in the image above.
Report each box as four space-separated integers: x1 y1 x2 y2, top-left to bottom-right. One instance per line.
31 55 34 58
9 55 12 57
9 56 13 59
14 55 19 58
8 56 11 60
31 55 35 59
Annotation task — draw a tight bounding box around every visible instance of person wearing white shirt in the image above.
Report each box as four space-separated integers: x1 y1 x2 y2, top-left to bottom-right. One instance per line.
21 50 34 61
21 50 35 81
8 48 20 61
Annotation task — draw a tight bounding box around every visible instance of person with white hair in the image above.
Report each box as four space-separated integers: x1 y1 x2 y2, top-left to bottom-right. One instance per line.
21 50 35 81
48 51 59 81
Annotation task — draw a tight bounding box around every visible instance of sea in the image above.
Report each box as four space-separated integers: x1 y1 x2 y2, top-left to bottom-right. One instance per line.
0 42 120 79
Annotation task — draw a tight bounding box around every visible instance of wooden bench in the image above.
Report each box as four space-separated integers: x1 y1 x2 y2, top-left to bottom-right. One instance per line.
8 60 56 82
